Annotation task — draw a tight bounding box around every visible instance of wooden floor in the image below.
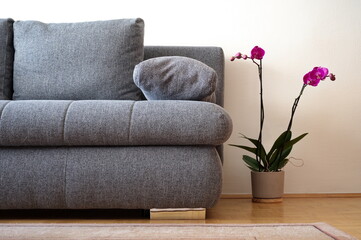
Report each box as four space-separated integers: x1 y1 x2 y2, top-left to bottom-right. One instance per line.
0 197 360 239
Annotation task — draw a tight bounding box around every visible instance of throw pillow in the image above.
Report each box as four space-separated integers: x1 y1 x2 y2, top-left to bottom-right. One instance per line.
0 18 14 100
13 18 144 100
133 56 217 101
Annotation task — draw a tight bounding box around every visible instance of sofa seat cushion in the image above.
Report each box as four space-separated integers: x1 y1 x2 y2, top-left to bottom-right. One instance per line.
0 100 232 146
12 19 144 100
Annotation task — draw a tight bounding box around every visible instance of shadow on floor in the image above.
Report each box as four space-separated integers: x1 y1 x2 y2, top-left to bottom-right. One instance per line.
0 209 149 220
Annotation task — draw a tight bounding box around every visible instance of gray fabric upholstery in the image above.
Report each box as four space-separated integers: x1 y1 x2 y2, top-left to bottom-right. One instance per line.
12 19 144 100
0 100 72 146
130 101 231 145
0 100 232 146
0 146 222 209
64 100 133 146
133 56 217 102
0 18 14 100
0 43 230 210
144 46 226 160
0 148 67 209
144 46 225 107
0 100 10 113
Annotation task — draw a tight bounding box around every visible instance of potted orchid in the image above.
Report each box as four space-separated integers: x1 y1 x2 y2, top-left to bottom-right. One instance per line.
230 46 335 201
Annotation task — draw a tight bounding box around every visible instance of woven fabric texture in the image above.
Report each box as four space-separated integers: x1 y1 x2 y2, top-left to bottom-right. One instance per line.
12 19 144 100
0 43 229 210
0 146 222 209
133 56 217 102
0 18 14 100
0 100 232 146
144 46 225 107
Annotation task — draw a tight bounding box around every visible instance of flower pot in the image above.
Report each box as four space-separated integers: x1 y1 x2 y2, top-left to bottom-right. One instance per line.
251 170 285 203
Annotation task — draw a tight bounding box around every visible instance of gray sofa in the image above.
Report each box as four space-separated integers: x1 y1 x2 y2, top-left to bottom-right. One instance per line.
0 18 232 210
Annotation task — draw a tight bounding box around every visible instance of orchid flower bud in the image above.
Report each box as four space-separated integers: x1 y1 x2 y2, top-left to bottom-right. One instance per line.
234 52 242 59
329 73 336 81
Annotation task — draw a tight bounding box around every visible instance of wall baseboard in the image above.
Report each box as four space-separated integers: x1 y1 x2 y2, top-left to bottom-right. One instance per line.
221 193 361 199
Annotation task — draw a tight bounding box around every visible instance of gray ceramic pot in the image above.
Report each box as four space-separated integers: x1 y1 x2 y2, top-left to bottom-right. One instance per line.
251 170 285 200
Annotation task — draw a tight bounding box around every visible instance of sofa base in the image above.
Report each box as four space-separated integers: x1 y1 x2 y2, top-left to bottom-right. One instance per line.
0 146 222 210
150 208 206 220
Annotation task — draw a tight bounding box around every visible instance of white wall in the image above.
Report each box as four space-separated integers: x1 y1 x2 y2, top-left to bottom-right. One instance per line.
2 0 360 194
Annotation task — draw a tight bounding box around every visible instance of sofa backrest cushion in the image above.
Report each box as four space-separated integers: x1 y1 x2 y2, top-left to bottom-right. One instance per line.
12 18 144 100
133 56 217 102
0 18 14 100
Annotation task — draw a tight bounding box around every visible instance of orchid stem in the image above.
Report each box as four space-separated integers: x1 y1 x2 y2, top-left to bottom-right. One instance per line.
256 59 267 171
287 84 307 132
275 84 307 170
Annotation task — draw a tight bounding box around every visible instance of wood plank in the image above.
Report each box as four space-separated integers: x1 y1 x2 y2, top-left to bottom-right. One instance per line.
221 193 361 199
207 198 361 239
252 197 283 203
1 198 360 238
283 193 361 198
150 208 206 220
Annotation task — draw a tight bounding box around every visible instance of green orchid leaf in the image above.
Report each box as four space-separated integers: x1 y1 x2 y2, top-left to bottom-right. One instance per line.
266 131 292 160
278 158 289 169
269 158 289 171
269 143 293 165
269 132 307 162
243 155 264 171
283 133 308 149
240 134 268 167
229 139 267 167
229 144 258 155
239 134 262 147
269 147 292 169
269 132 308 169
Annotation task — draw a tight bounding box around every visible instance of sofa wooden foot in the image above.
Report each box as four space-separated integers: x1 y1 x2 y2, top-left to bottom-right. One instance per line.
150 208 206 220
